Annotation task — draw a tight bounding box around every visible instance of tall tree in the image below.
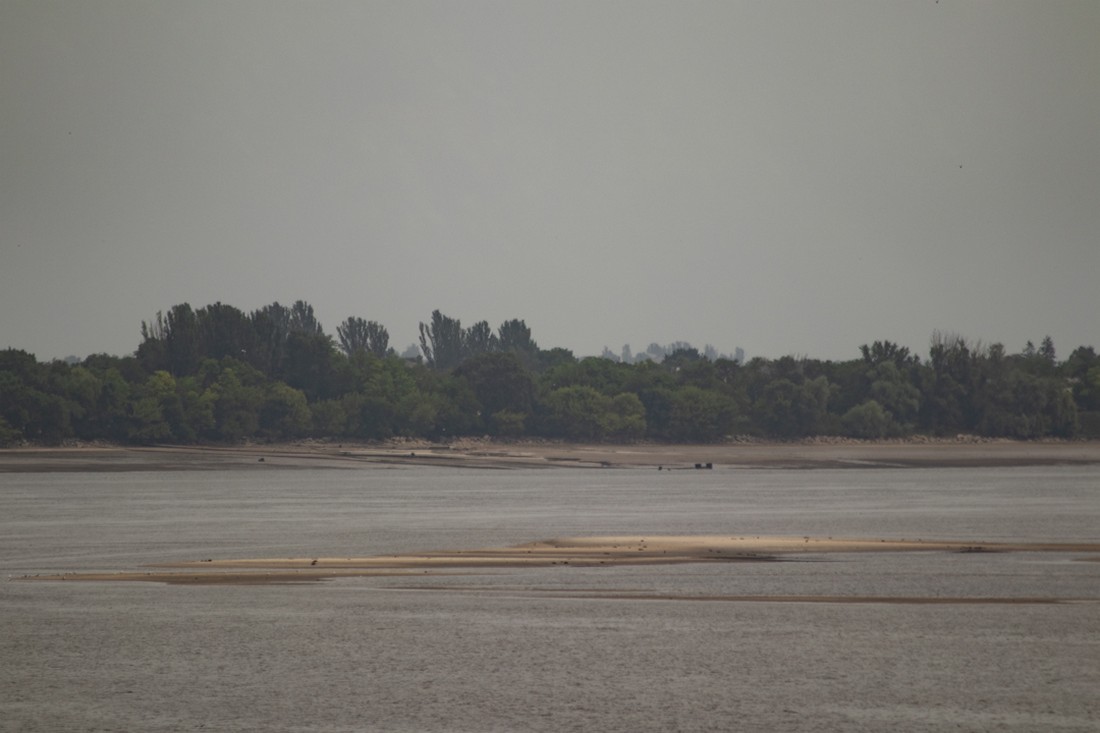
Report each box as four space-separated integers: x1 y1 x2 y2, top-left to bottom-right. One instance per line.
1039 335 1056 364
419 310 464 370
250 302 292 376
453 352 535 432
164 303 202 376
289 300 324 336
337 317 390 358
497 319 537 354
919 332 978 434
197 302 253 361
464 320 498 356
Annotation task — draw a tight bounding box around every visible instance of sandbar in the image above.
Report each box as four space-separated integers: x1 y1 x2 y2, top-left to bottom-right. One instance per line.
20 535 1100 589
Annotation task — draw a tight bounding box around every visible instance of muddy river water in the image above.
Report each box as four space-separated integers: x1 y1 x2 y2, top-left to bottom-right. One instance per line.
2 464 1098 731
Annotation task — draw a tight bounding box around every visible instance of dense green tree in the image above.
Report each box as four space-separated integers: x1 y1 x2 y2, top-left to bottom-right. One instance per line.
422 369 481 438
534 347 576 373
197 302 254 362
464 320 498 357
250 302 293 375
453 352 535 433
1039 335 1056 366
860 340 916 369
919 333 978 434
126 371 178 443
666 386 737 442
337 317 390 358
662 347 703 373
754 376 832 437
497 319 538 354
4 300 1099 445
867 362 920 431
418 310 465 371
0 414 20 445
204 365 264 442
135 327 168 373
52 365 102 440
258 383 311 439
537 387 647 442
1062 346 1097 382
72 357 134 440
280 331 340 401
607 393 647 440
842 400 892 439
539 357 631 396
540 386 613 441
163 304 202 376
0 351 72 444
289 300 324 336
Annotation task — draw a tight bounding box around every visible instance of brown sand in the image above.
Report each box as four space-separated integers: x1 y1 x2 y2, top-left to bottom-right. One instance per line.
3 438 1100 472
21 535 1100 589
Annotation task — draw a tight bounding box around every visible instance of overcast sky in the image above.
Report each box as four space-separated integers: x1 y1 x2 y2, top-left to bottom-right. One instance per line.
2 1 1097 363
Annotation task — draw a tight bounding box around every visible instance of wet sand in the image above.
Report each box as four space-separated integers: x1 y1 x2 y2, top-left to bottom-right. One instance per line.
3 438 1100 472
22 535 1100 590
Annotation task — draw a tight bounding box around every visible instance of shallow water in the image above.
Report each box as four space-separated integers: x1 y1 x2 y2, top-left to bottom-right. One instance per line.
2 465 1098 732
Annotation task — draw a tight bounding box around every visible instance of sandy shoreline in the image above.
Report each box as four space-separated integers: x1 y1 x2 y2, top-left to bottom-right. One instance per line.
3 438 1100 472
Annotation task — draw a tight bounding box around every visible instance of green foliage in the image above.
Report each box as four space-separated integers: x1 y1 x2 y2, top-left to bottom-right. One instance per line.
489 409 527 437
337 317 390 358
280 331 340 401
0 351 72 444
665 386 736 442
608 393 647 441
197 302 254 362
860 340 914 369
538 387 648 441
289 300 324 336
754 376 832 438
919 333 977 434
418 310 465 371
498 319 538 354
124 370 177 443
539 357 631 396
1064 347 1100 411
535 347 576 373
842 400 892 439
0 414 21 446
206 366 263 442
464 320 498 357
259 383 311 439
454 352 535 433
4 303 1097 445
541 387 610 441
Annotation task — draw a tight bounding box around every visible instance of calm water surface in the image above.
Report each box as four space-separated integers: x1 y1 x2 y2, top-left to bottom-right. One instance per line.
2 465 1098 732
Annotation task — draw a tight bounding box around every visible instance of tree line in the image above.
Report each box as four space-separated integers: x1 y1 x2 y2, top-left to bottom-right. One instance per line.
2 300 1098 446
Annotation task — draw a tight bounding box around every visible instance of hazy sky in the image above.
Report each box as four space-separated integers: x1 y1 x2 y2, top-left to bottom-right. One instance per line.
2 1 1097 363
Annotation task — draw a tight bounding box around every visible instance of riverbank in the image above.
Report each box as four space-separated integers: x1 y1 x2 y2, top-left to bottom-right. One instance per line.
2 437 1100 472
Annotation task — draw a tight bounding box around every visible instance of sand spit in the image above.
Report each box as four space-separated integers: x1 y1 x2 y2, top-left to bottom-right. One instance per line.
388 587 1087 605
20 535 1100 588
3 439 1100 472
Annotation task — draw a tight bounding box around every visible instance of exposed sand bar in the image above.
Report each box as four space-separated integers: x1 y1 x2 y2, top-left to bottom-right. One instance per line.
389 587 1090 605
3 438 1100 472
158 535 1100 566
21 535 1100 586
